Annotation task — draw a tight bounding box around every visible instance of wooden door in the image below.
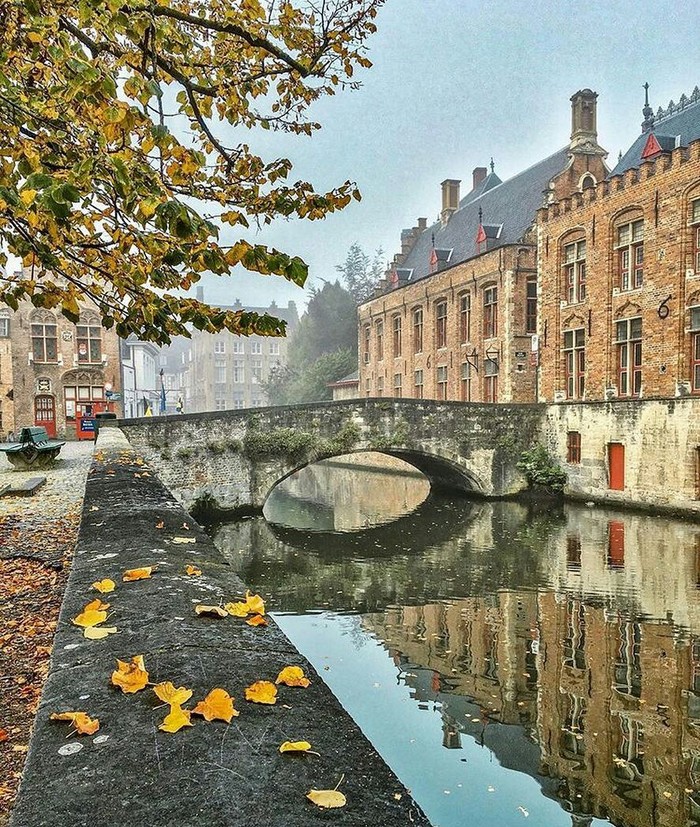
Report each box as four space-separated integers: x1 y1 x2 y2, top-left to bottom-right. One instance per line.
608 442 625 491
34 395 56 437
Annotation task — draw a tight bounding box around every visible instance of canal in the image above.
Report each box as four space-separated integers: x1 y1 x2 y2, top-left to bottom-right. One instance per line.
205 452 700 827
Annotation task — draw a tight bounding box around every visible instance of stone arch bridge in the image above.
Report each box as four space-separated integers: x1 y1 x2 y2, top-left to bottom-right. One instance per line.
118 399 545 514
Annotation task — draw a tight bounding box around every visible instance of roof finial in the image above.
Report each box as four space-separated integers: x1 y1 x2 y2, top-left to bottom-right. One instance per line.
489 157 495 174
431 231 435 247
642 82 655 133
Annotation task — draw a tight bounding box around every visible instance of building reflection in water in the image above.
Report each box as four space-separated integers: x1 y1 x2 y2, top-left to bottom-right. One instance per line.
209 454 700 827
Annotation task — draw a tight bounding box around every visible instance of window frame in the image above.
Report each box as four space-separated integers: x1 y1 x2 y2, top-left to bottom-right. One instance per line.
31 319 58 363
563 327 585 399
376 320 384 360
459 292 471 344
392 314 402 358
460 361 471 401
615 218 644 291
393 372 402 398
435 300 448 349
526 276 538 332
414 369 423 399
563 239 586 304
616 317 642 397
567 431 581 464
413 307 423 354
483 285 498 338
436 365 448 400
483 357 498 403
76 316 102 364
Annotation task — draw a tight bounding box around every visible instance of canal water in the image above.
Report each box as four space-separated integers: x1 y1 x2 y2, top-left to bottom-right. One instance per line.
206 453 700 827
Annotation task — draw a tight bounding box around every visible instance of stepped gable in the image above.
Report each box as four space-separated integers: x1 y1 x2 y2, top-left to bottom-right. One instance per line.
399 147 570 282
609 86 700 177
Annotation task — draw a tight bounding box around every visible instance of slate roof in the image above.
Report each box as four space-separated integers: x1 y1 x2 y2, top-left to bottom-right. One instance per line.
328 370 359 386
609 95 700 177
395 147 571 284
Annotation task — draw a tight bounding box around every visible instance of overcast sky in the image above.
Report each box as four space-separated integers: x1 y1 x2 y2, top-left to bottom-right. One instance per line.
197 0 697 311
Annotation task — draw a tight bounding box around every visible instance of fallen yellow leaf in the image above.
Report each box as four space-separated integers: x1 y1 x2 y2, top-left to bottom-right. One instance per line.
171 536 196 544
194 604 228 618
279 740 312 754
50 711 100 736
244 680 277 705
92 579 116 594
246 615 268 627
185 565 202 576
153 681 193 707
72 607 108 628
159 704 193 733
83 626 118 640
224 601 249 617
244 591 265 616
123 566 155 581
111 655 149 693
192 688 239 723
84 598 110 611
276 666 311 688
306 789 346 809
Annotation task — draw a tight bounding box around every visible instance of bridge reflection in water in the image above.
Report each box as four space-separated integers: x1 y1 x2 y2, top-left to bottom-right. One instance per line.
207 453 700 827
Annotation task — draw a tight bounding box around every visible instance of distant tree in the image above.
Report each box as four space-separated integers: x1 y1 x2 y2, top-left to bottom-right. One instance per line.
336 244 384 304
264 280 357 404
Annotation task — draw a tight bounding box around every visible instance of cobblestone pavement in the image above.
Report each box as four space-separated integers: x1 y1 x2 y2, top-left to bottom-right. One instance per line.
0 440 94 822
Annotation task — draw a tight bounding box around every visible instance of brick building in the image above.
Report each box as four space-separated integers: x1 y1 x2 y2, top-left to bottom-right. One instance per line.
538 86 700 403
3 290 122 439
359 90 607 403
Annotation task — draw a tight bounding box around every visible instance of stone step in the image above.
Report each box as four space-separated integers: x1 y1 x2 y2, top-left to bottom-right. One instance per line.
0 476 46 497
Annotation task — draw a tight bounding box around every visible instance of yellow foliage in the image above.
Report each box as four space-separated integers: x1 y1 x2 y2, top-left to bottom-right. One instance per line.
246 615 267 627
185 565 202 576
122 566 155 581
192 688 239 723
195 604 228 618
159 705 193 733
92 579 116 594
244 591 265 615
224 601 249 617
171 536 196 544
153 682 193 707
279 740 312 754
72 607 108 628
244 680 277 705
83 625 118 640
276 666 310 688
306 790 347 809
111 655 149 694
50 711 100 736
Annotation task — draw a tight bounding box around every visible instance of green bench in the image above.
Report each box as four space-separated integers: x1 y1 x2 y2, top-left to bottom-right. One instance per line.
0 426 66 470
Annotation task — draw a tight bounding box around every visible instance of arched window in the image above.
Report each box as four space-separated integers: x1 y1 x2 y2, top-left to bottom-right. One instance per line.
561 231 586 304
77 312 102 363
30 311 58 363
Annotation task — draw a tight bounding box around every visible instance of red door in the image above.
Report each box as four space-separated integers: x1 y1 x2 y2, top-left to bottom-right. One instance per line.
34 395 56 437
608 443 625 490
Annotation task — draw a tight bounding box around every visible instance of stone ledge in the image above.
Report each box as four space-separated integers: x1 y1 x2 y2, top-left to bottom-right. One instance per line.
9 427 429 827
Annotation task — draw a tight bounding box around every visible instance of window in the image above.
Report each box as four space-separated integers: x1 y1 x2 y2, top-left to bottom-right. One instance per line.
250 341 262 355
460 362 471 401
377 375 384 396
567 431 581 463
563 240 586 304
436 365 448 400
63 384 104 421
564 328 585 399
692 199 700 272
76 314 102 363
233 359 245 383
0 312 9 338
459 293 471 343
214 340 226 354
269 341 280 356
484 358 498 403
616 317 642 396
365 378 371 397
393 373 402 398
376 320 384 360
392 315 402 357
215 359 226 384
251 359 263 382
414 369 423 399
215 399 226 411
483 286 498 338
413 308 423 353
435 300 448 349
231 398 245 410
31 316 58 363
690 307 700 392
526 277 538 332
232 340 244 354
608 520 625 568
616 219 644 290
362 325 371 364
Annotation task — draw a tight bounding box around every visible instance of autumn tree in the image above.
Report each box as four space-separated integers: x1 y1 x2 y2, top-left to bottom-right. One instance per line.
0 0 384 343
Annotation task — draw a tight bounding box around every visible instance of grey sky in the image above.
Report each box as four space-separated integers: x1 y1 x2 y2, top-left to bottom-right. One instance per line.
199 0 698 311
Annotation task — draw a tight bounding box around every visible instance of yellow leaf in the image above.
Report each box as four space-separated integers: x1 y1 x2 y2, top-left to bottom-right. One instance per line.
224 601 249 617
123 566 155 581
84 598 110 611
246 615 268 627
92 579 115 594
195 604 228 618
72 608 107 628
244 680 277 705
185 565 201 576
111 655 149 694
159 704 193 733
192 688 239 723
20 189 37 206
306 790 347 809
153 681 193 707
171 536 196 544
276 666 310 688
26 31 42 43
279 740 312 754
244 590 265 615
50 711 100 736
155 520 164 529
83 625 118 640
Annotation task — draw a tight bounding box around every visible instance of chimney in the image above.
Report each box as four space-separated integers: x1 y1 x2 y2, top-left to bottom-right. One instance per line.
440 179 461 225
417 217 427 230
196 285 204 302
472 167 487 189
569 89 602 153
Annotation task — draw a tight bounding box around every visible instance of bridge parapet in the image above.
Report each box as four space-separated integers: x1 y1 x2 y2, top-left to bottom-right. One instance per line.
118 399 545 513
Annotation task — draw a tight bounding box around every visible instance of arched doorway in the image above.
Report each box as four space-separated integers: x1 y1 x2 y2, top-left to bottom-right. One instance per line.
34 395 56 437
